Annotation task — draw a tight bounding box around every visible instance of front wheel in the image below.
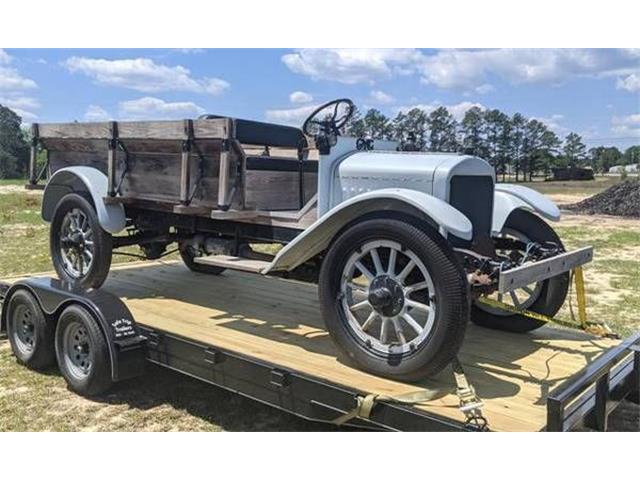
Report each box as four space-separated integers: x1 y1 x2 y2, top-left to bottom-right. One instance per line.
50 193 113 289
471 209 570 333
319 218 469 382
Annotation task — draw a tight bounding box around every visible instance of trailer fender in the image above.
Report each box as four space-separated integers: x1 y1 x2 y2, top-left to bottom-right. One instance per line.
1 277 146 382
492 184 560 235
264 188 472 273
42 166 126 234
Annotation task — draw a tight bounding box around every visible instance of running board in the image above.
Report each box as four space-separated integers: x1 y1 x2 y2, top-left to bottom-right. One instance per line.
193 255 271 274
498 246 593 294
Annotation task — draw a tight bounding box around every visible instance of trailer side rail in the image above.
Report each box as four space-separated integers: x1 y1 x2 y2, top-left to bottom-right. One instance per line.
141 326 472 432
546 331 640 431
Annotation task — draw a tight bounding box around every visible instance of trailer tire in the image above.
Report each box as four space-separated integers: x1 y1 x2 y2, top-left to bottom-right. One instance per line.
55 304 112 396
50 193 112 289
6 289 56 369
179 241 225 275
472 209 570 333
319 218 469 381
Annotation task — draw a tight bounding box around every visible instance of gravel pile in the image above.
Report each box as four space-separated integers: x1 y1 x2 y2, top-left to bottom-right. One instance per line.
567 180 640 217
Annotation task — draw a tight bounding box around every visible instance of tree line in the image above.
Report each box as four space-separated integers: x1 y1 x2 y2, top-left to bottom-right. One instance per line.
344 106 640 181
1 103 638 180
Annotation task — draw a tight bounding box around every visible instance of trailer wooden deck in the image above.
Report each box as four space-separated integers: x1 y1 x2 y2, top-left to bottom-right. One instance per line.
5 261 620 431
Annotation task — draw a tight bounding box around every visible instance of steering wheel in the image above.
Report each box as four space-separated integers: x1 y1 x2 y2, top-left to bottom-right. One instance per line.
302 98 355 137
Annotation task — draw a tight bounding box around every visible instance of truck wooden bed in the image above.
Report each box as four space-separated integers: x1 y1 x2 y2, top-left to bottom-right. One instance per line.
3 261 639 432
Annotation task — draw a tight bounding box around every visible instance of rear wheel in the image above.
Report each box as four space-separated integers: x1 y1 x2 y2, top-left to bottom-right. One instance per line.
50 193 112 289
319 218 469 381
472 209 570 333
55 304 112 396
6 289 56 369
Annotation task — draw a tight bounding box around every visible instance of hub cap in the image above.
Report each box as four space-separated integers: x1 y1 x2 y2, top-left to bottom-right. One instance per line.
62 322 92 379
12 305 36 355
340 240 437 355
476 228 544 315
59 208 94 279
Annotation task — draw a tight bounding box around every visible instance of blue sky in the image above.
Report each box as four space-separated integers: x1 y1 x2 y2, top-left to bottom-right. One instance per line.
1 48 638 149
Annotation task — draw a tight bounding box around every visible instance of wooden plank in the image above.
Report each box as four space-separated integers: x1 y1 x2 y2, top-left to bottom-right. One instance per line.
38 122 112 139
4 262 620 432
194 255 270 273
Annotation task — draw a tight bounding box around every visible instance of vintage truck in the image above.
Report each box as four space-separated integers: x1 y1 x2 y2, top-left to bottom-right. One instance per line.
10 99 594 386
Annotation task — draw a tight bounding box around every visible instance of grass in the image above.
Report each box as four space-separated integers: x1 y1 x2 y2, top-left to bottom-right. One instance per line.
0 184 638 430
523 175 624 197
0 178 28 187
0 339 330 431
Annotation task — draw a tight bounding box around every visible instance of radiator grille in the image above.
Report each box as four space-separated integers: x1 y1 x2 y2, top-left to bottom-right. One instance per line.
448 175 494 244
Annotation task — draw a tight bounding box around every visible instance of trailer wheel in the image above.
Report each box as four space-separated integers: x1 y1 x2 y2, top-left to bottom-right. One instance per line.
6 289 56 369
50 193 113 289
472 209 570 333
55 304 112 396
319 218 469 381
178 241 225 275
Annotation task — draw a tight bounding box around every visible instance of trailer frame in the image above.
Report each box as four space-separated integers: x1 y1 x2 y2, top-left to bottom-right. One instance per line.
1 277 638 432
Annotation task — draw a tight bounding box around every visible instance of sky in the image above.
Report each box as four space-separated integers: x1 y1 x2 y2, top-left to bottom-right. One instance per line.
1 48 639 150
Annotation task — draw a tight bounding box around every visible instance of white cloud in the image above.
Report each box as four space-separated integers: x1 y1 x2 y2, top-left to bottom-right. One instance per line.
0 51 39 121
63 57 230 95
265 104 318 126
396 101 485 122
289 91 313 104
282 49 423 84
118 97 205 120
84 104 111 121
0 49 11 65
369 90 394 104
616 73 640 92
0 60 38 91
611 113 640 138
419 48 640 93
474 84 494 95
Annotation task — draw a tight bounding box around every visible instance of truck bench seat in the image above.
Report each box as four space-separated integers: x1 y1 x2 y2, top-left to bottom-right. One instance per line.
245 156 318 173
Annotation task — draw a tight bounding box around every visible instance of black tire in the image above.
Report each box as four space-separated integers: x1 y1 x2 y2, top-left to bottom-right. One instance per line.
5 289 56 369
471 209 570 333
178 241 225 275
319 218 469 381
55 304 112 396
50 193 113 289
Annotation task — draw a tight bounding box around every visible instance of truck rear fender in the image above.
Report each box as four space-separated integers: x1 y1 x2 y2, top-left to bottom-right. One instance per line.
42 166 126 234
492 184 561 235
263 188 472 273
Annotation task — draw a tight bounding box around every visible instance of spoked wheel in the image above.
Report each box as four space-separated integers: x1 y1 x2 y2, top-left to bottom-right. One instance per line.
5 289 56 369
55 304 112 396
50 193 112 289
319 218 469 381
471 209 570 333
340 240 437 356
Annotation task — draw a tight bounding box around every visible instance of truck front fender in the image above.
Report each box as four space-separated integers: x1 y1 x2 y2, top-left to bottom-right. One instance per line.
264 188 472 273
42 167 126 234
492 184 560 235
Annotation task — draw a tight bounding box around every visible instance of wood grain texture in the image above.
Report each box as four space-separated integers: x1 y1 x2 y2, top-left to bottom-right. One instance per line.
5 261 620 431
37 119 229 141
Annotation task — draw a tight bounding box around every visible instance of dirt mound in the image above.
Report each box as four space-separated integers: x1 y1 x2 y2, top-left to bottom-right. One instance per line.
567 180 640 217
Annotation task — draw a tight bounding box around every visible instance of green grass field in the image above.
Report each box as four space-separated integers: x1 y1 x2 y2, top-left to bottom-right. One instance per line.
0 179 638 431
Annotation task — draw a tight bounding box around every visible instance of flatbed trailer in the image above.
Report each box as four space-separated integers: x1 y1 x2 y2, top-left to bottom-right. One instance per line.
1 261 639 432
